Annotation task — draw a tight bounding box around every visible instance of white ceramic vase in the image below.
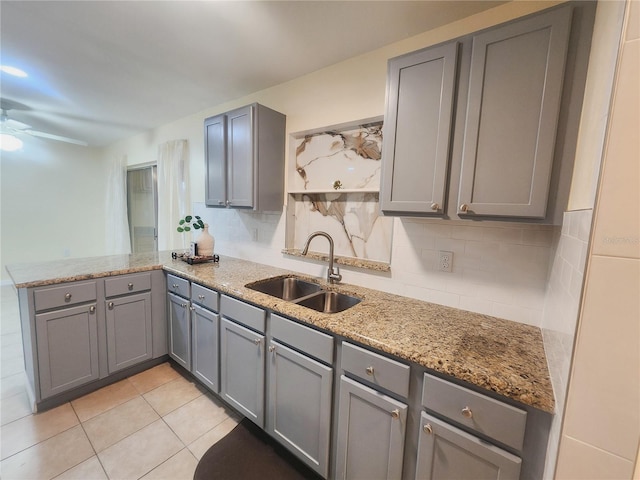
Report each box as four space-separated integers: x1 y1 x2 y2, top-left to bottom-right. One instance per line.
197 224 215 256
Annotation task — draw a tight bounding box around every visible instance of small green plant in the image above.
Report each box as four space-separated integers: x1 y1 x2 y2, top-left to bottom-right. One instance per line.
177 215 204 233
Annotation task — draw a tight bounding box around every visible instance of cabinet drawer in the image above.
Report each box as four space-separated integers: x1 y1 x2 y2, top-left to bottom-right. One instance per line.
422 373 527 451
34 281 97 312
191 283 219 312
220 295 265 333
105 272 151 298
341 342 410 398
167 274 190 299
270 314 333 365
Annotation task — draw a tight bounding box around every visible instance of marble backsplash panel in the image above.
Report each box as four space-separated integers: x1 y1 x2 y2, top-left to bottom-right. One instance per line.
293 122 382 191
291 192 393 263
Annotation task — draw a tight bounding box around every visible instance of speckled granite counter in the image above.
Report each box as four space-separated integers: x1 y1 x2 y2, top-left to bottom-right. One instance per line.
7 251 554 413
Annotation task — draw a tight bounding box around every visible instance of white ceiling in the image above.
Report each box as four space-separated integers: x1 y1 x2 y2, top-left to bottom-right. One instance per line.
0 1 505 147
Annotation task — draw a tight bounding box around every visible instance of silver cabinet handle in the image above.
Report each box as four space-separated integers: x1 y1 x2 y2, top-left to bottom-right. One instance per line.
64 293 72 301
189 306 195 311
89 306 96 314
365 366 374 376
180 303 188 308
108 302 114 309
430 203 439 211
391 409 400 419
226 200 231 207
423 424 433 434
461 406 473 419
254 338 261 345
459 203 469 213
172 284 179 289
127 282 134 290
268 345 276 353
198 294 205 300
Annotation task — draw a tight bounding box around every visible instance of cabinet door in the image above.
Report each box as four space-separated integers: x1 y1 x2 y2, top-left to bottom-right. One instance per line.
167 292 191 370
106 292 152 374
205 113 227 207
415 412 521 480
267 340 333 477
458 7 572 218
335 375 407 480
191 304 219 393
36 303 99 399
226 105 254 208
381 42 458 215
220 317 264 426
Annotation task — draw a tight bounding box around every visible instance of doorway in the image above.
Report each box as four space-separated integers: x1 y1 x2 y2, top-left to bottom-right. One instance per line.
127 165 158 253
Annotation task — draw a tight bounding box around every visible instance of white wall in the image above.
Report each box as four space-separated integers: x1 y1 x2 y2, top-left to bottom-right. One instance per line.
103 0 565 326
0 140 108 283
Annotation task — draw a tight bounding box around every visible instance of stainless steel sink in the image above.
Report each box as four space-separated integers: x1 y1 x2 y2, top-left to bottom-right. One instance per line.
295 291 361 314
245 276 361 313
246 276 322 301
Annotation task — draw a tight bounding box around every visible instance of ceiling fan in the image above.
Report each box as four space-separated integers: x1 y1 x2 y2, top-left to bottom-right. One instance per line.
0 99 88 150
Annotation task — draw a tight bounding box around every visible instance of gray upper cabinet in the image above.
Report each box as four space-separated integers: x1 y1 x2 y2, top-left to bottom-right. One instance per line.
205 103 286 211
381 41 459 215
457 7 572 219
381 5 582 223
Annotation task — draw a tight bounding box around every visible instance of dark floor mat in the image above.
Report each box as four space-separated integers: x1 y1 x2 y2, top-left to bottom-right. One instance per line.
193 418 323 480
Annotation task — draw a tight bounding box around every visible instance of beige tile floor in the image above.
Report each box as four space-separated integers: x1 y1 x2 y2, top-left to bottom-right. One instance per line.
0 285 241 480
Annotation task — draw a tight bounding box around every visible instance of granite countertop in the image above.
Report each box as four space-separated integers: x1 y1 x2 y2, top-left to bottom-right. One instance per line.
7 251 555 413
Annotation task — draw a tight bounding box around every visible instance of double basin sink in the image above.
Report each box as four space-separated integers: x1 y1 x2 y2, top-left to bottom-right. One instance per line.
245 276 361 314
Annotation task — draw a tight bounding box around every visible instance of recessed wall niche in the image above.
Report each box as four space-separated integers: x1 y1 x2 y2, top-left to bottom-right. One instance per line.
284 117 393 270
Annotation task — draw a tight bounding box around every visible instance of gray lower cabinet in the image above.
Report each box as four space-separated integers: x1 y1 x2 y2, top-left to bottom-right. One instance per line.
415 412 521 480
105 292 152 374
335 375 408 480
191 304 219 392
167 292 191 370
267 340 333 477
220 317 265 427
35 303 99 399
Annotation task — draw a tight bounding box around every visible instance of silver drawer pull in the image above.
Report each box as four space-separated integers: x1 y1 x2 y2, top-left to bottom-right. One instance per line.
391 409 400 419
254 338 261 345
198 294 205 300
108 302 114 310
268 345 276 353
461 406 473 419
64 293 72 301
127 282 134 290
189 306 195 311
430 203 439 211
180 303 188 308
365 366 374 376
173 284 179 289
89 306 96 314
423 423 433 434
459 203 469 213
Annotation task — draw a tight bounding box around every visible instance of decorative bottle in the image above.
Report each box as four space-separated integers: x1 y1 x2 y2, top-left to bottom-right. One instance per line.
197 224 215 257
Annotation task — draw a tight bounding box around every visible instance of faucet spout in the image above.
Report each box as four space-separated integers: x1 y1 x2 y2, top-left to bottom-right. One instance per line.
301 231 342 284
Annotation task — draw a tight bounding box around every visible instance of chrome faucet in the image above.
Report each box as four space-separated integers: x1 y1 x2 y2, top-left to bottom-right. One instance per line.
301 231 342 284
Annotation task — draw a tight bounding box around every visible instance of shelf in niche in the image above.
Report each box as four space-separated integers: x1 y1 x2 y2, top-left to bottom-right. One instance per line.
288 189 379 195
285 117 393 268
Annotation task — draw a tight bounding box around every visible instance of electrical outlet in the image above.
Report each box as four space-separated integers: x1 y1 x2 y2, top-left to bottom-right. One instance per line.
438 251 453 273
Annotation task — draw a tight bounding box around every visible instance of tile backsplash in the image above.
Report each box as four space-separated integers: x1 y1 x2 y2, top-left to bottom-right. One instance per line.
194 202 560 327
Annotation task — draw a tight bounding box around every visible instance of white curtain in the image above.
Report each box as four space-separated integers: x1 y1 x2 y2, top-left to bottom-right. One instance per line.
105 154 131 255
157 139 190 251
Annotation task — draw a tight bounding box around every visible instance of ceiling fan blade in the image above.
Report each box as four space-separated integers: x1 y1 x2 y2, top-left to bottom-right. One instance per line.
24 129 88 146
3 118 31 130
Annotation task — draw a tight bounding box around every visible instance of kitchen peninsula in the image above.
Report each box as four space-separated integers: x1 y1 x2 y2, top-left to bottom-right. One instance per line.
7 251 555 479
